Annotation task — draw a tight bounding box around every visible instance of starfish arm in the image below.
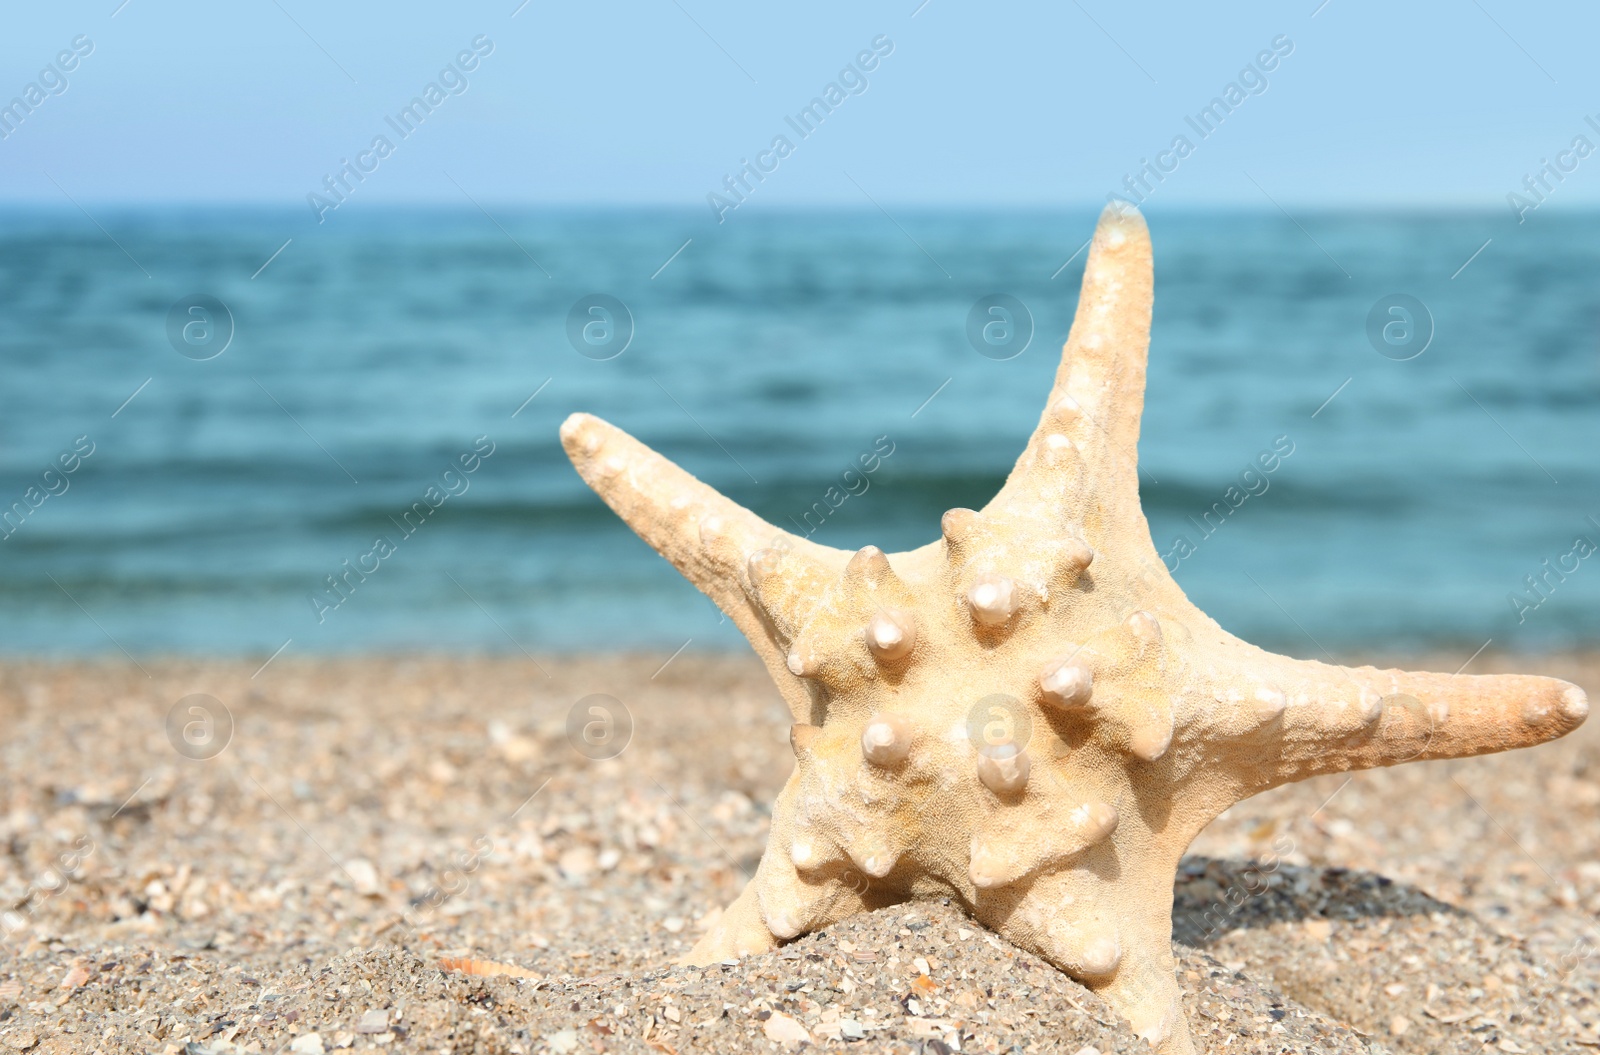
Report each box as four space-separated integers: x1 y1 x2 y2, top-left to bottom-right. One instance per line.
989 864 1195 1054
684 775 875 965
990 203 1153 527
560 412 844 720
1191 648 1589 794
681 881 778 965
683 853 875 966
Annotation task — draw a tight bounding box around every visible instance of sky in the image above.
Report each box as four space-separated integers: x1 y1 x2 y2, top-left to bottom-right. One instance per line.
1 0 1599 213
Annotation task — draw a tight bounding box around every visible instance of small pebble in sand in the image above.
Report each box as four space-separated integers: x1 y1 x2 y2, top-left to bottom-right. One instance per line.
762 1010 811 1046
356 1008 389 1033
343 858 380 897
557 847 596 880
288 1034 325 1054
56 964 89 991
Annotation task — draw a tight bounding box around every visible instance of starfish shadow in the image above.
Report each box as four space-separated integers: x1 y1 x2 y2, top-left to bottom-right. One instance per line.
1171 855 1466 949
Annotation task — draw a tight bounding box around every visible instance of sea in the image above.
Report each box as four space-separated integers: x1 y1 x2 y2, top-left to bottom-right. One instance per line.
3 207 1598 661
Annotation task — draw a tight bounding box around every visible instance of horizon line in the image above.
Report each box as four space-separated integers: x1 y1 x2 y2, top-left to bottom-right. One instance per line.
0 200 1587 217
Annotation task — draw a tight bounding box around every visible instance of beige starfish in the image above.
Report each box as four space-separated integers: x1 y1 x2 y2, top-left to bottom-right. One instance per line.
558 204 1588 1053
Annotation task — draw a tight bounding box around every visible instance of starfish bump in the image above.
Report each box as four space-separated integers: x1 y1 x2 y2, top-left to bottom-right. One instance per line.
559 204 1588 1053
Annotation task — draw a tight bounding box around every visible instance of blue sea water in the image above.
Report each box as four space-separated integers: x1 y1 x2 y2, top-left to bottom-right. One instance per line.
2 206 1598 659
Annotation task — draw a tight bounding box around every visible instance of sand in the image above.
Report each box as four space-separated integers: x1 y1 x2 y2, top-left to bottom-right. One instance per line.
1 651 1598 1054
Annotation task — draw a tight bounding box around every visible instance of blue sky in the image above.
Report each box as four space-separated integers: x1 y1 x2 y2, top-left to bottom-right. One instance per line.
2 0 1598 211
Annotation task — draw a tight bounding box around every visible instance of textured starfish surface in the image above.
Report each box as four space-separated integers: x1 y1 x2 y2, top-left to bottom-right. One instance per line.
558 205 1589 1053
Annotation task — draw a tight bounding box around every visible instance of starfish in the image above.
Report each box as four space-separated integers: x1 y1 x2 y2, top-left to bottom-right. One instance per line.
558 205 1588 1053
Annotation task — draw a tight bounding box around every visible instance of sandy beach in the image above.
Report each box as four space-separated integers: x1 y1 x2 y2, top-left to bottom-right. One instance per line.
1 650 1598 1054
